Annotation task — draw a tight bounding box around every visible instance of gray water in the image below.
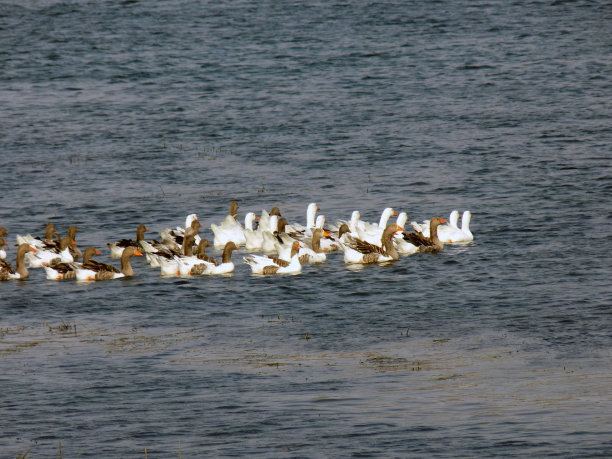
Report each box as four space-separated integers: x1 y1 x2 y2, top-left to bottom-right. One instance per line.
1 0 611 457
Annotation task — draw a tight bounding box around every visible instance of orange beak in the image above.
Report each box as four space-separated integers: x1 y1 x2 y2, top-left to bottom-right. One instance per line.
393 211 398 216
135 249 143 256
71 240 76 244
255 215 260 220
95 249 101 255
323 231 330 237
397 226 404 231
30 247 37 252
440 219 447 224
3 241 7 246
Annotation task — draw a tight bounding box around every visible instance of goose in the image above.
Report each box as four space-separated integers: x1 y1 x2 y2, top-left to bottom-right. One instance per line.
320 223 352 252
243 212 264 250
403 217 447 253
341 224 403 264
74 246 143 281
159 228 198 276
43 247 101 280
258 206 282 232
0 243 36 280
107 224 148 258
336 210 363 234
261 215 281 254
244 241 302 275
210 201 246 247
25 235 74 268
182 241 238 276
357 209 405 246
360 207 398 234
411 211 472 243
275 227 329 263
410 210 458 237
0 235 7 260
159 214 202 247
288 202 319 233
15 221 56 249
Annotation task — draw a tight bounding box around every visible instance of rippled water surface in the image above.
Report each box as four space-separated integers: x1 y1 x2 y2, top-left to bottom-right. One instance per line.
1 0 611 457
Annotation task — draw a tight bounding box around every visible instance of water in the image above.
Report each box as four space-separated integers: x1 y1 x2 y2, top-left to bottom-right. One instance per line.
1 0 611 456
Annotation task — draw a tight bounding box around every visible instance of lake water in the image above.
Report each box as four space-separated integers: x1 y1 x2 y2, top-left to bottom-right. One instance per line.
1 0 611 457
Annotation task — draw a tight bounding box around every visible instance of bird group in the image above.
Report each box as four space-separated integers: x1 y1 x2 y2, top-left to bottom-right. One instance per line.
0 202 473 281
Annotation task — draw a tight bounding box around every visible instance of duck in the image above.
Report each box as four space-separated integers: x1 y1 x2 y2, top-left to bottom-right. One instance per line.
0 243 36 280
43 247 101 280
340 223 403 264
210 200 247 247
403 217 447 253
244 241 302 275
183 241 238 276
25 235 75 268
74 246 143 281
107 224 148 258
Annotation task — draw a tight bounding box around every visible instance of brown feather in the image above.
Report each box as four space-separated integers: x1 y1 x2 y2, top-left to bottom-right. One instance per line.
262 265 280 275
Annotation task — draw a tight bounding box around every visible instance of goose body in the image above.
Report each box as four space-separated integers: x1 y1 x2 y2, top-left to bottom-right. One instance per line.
341 224 402 264
210 202 246 247
43 247 100 280
404 217 447 253
25 236 74 268
0 244 36 280
108 224 148 258
74 246 143 281
244 242 302 275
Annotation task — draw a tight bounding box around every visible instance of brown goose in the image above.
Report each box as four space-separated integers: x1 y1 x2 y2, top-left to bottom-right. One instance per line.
341 224 403 264
188 241 238 276
0 243 36 280
75 246 143 281
403 217 447 253
107 224 148 258
43 247 101 280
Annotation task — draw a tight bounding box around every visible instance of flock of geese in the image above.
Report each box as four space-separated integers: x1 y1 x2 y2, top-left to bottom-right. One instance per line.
0 201 473 281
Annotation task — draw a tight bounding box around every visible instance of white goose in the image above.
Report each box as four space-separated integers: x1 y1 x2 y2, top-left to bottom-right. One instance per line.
0 235 7 260
243 212 264 250
25 236 74 268
411 210 473 243
244 242 302 275
356 207 399 246
210 201 247 247
16 222 56 250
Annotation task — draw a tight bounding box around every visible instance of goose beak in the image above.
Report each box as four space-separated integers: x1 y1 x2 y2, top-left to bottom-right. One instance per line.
440 219 447 223
135 250 143 256
397 226 404 231
393 211 398 216
95 249 101 255
30 247 37 252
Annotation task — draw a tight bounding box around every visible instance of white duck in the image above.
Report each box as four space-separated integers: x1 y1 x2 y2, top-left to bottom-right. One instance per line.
340 224 403 264
0 243 36 280
244 241 302 275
